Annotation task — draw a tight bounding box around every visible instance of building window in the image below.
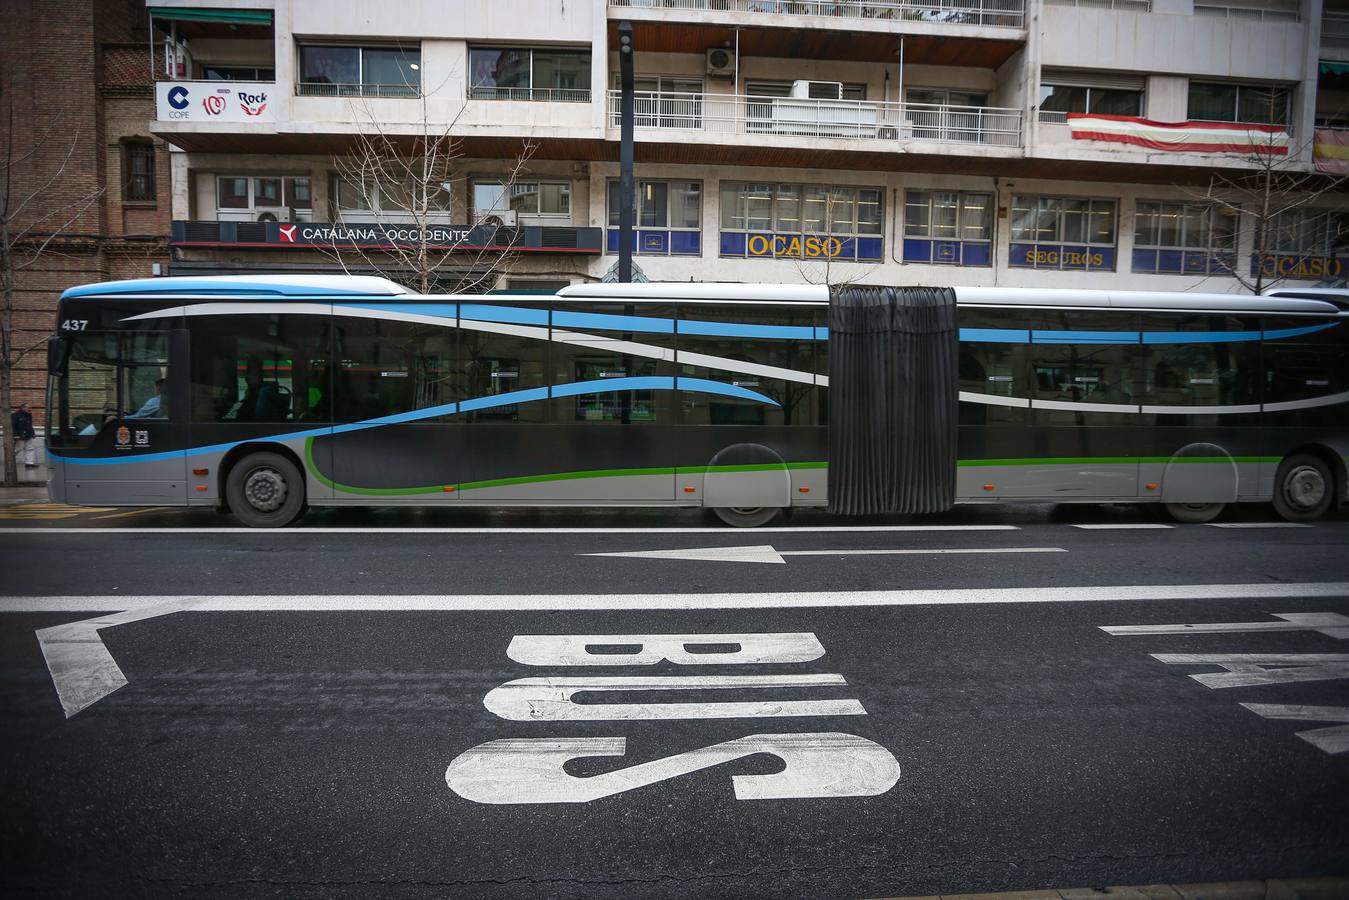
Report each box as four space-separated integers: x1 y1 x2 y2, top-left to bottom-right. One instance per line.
903 190 993 266
1188 81 1290 126
469 47 591 102
297 44 421 98
123 141 156 202
215 176 312 222
606 180 702 256
719 182 883 262
1038 83 1143 122
746 80 866 100
1133 201 1239 275
1250 207 1349 279
199 65 275 81
333 176 450 222
1010 195 1118 271
473 180 571 220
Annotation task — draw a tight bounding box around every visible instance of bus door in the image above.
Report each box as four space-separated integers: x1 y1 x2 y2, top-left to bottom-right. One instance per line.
51 327 189 506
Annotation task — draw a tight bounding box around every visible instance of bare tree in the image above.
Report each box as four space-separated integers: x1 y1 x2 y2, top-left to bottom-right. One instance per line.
0 92 104 486
1181 92 1347 294
321 83 538 295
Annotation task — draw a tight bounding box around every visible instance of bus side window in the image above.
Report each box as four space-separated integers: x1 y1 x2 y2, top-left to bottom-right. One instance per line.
677 303 815 427
956 307 1028 426
333 317 458 423
457 313 547 423
1263 315 1347 426
190 314 329 423
549 302 675 425
1136 314 1260 425
1027 310 1138 424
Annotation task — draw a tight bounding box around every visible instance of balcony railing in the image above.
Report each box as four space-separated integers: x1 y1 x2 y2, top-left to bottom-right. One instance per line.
607 90 1022 147
1193 3 1298 22
1323 11 1349 43
296 82 419 99
609 0 1025 29
468 86 592 102
1044 0 1150 11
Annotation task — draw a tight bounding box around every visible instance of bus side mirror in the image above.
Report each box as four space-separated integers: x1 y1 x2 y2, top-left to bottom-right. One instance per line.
47 337 68 376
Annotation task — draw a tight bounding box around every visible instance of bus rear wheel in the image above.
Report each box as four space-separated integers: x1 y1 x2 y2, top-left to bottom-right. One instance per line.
1163 502 1225 524
1272 454 1334 522
713 506 784 528
225 451 307 528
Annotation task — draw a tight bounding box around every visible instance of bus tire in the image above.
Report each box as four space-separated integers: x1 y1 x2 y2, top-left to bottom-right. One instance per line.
713 506 784 528
1163 502 1225 524
225 451 307 528
1272 453 1334 522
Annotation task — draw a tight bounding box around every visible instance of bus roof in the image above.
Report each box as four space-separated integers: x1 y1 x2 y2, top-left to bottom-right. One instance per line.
559 283 1344 315
60 274 409 300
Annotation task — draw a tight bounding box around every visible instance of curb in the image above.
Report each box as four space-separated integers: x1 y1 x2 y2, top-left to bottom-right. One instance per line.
885 877 1349 900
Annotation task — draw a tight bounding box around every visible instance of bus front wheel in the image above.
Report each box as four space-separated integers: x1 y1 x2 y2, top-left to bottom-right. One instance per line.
225 451 307 528
1272 454 1334 522
713 506 784 528
1163 502 1225 524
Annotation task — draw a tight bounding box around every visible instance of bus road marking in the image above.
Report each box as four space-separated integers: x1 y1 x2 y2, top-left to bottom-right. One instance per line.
1239 704 1349 755
581 545 1067 564
15 582 1349 718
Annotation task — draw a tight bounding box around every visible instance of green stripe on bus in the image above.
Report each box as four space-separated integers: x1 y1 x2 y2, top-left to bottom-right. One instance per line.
957 456 1279 467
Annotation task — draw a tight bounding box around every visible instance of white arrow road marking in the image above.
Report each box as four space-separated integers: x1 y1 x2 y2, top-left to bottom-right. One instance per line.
13 581 1349 717
580 545 1067 564
1070 523 1174 530
1152 653 1349 688
482 674 866 721
445 732 901 804
1101 612 1349 639
1240 704 1349 755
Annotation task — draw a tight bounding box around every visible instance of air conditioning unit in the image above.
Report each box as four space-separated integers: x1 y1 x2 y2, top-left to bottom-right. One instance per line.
791 80 843 101
255 207 295 223
706 48 734 79
480 209 518 227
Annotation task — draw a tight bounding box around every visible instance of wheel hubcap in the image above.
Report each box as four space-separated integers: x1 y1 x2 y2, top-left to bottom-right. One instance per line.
243 467 287 513
1283 465 1326 510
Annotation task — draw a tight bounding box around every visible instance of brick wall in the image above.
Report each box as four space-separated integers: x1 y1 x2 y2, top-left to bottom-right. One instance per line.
1 1 168 428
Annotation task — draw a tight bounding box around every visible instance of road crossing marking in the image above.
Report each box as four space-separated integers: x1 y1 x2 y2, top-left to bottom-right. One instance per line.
1101 612 1349 639
10 581 1348 717
1070 523 1174 530
1208 522 1313 529
581 545 1067 564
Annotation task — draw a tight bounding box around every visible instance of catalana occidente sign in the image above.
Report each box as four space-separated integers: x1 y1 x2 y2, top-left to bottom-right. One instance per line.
156 82 275 123
170 221 605 254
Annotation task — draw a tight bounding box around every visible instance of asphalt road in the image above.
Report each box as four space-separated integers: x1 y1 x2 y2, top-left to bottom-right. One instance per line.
1 500 1347 898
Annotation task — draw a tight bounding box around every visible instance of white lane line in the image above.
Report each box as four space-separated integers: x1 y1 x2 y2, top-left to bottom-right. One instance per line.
14 583 1348 718
1070 523 1174 530
581 545 1066 564
0 524 1021 535
1208 522 1313 529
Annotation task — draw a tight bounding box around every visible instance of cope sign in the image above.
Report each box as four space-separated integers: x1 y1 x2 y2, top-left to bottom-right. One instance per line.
445 632 901 804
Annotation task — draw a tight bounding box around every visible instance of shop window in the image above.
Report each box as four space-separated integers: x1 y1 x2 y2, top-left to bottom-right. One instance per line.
607 180 702 256
904 190 993 266
719 182 883 262
1134 201 1238 275
1009 195 1118 271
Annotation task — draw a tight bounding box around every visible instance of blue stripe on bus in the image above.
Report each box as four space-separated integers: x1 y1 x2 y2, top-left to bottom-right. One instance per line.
50 378 781 465
960 328 1031 343
459 304 550 326
1141 330 1262 344
1263 322 1339 341
552 311 675 334
1031 329 1142 344
340 302 459 319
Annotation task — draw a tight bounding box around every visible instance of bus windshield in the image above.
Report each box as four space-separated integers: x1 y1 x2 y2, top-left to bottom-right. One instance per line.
49 330 170 447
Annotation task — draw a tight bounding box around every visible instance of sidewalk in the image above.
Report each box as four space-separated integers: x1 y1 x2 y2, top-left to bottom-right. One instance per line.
888 876 1349 900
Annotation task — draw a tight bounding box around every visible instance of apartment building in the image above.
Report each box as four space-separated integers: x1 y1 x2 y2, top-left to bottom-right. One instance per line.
140 0 1349 293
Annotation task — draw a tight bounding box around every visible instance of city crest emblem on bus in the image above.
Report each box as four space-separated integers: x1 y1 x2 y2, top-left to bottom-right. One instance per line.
116 425 131 447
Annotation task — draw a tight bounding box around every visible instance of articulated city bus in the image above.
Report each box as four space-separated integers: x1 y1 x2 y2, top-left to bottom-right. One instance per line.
45 275 1348 526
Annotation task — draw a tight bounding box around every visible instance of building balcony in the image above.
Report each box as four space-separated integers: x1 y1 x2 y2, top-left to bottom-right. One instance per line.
296 82 421 99
610 0 1025 29
467 86 592 103
606 90 1022 148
